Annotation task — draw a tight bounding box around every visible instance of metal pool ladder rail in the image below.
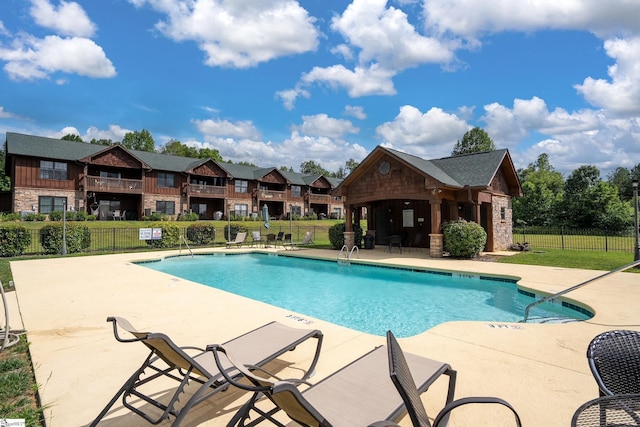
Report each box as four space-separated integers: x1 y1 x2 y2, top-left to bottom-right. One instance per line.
337 245 359 262
522 259 640 322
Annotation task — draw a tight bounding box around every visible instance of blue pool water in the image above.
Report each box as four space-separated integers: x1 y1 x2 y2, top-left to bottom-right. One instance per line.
141 253 591 337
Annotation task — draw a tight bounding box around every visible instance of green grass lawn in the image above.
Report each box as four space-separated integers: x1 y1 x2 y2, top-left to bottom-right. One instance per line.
496 248 639 272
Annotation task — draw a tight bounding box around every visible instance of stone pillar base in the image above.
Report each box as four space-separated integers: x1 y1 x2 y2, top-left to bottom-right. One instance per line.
343 231 355 249
429 233 443 258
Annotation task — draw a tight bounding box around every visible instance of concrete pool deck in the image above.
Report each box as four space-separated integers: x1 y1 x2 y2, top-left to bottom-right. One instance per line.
6 246 640 426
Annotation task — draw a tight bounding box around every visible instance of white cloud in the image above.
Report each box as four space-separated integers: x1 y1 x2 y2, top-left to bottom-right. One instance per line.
480 97 640 175
344 105 367 120
0 34 116 80
302 64 397 97
293 114 359 138
423 0 640 40
30 0 96 37
376 105 469 158
575 37 640 115
0 106 17 119
129 0 319 68
192 117 261 140
82 125 132 142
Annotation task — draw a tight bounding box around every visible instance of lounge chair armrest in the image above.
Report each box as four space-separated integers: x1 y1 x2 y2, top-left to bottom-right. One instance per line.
243 364 312 387
433 396 522 427
206 344 273 392
107 316 147 343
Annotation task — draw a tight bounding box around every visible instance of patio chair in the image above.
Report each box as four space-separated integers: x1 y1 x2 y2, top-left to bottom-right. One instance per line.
90 316 323 427
572 394 640 427
275 231 285 247
284 231 313 251
226 231 247 248
251 231 263 247
265 233 276 247
207 331 457 427
387 235 402 253
112 209 122 220
586 330 640 396
384 331 522 427
408 233 423 252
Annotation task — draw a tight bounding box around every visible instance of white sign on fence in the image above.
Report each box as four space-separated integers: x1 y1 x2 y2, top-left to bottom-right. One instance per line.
139 228 162 240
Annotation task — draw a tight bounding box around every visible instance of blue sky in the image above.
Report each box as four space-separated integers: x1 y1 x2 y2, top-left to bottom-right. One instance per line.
1 0 639 177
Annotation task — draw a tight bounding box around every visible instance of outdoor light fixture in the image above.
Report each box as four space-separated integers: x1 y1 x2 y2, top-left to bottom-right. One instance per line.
633 179 639 262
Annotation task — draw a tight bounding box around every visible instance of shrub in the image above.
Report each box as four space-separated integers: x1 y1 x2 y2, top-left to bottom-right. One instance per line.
0 213 22 222
222 224 248 242
186 223 216 245
177 212 199 221
142 212 169 221
145 222 180 248
21 213 46 222
40 223 91 254
442 219 487 258
328 222 363 249
0 224 32 257
48 211 62 221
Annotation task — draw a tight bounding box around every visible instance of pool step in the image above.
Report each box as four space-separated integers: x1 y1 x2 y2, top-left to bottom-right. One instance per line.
523 316 583 324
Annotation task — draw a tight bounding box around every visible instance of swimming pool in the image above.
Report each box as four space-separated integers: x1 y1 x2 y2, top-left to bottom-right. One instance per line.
141 253 592 337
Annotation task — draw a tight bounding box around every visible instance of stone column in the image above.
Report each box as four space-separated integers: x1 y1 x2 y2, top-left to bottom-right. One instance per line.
429 233 444 257
343 231 355 250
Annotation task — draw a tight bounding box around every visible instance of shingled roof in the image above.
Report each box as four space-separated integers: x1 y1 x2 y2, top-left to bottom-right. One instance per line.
4 132 340 188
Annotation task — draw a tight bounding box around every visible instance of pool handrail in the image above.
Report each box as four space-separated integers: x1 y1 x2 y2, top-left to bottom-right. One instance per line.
522 259 640 322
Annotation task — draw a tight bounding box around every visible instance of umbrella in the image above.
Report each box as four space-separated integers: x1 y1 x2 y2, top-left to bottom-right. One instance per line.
262 204 270 229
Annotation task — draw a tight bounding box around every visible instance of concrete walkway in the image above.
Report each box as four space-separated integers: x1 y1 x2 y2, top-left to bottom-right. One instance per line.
7 247 640 426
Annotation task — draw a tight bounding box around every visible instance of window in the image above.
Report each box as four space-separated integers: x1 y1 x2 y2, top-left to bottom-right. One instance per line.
500 206 506 220
235 180 248 193
39 196 66 214
99 171 121 179
291 185 301 197
40 161 67 180
156 201 175 215
291 205 302 216
191 203 206 215
158 172 175 188
234 204 248 217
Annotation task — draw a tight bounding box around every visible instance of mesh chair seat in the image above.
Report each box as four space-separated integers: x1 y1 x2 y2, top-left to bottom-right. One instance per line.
587 330 640 396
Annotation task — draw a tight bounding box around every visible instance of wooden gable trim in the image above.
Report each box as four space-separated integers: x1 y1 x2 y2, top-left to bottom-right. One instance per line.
308 175 332 189
79 145 150 170
188 160 231 178
258 168 288 185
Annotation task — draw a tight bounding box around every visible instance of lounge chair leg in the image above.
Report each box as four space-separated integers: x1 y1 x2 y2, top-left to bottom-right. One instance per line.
226 392 286 427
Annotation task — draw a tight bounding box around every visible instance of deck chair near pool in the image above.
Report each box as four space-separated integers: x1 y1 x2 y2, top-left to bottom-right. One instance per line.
275 231 285 247
251 231 263 247
383 331 522 427
226 231 247 248
284 231 313 251
89 316 323 427
207 331 457 427
586 329 640 397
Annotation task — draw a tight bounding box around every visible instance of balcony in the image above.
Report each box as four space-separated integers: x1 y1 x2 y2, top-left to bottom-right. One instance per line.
306 193 331 203
86 176 142 194
259 190 286 200
188 183 227 197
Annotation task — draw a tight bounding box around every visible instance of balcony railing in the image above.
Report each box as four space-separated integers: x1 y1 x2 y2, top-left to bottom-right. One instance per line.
307 193 331 203
188 183 227 196
86 176 142 193
259 190 286 200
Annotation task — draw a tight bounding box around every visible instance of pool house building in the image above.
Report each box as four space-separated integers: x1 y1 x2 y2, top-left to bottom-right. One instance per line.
334 145 522 257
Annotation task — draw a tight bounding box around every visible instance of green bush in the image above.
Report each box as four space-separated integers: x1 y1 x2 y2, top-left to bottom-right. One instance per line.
142 212 169 221
177 212 199 221
442 219 487 258
145 222 180 248
40 223 91 254
222 224 248 242
0 224 32 257
21 213 46 222
48 211 62 221
186 223 216 245
0 213 21 222
328 222 363 249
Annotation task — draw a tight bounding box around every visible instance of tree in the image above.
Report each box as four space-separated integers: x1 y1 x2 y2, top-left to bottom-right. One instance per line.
161 139 198 158
512 153 564 226
279 166 294 172
607 167 633 201
0 149 11 191
121 129 155 152
451 127 496 156
300 160 330 176
197 147 223 161
62 133 83 142
89 138 113 146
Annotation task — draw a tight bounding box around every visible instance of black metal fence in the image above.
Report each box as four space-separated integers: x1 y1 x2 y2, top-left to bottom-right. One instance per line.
18 224 333 256
513 226 637 252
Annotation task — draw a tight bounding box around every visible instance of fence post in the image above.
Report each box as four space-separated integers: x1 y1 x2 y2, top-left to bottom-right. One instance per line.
561 226 565 250
113 228 117 252
605 230 609 252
